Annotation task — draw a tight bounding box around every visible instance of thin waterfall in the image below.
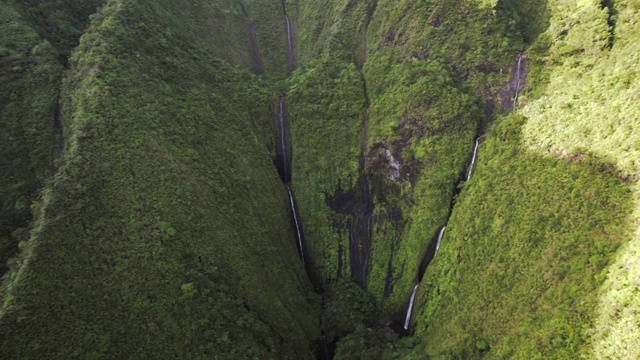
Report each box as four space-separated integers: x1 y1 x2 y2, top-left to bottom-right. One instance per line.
403 284 420 330
513 54 523 109
285 15 295 72
466 137 481 181
283 0 295 73
287 187 305 267
400 52 527 336
322 334 330 360
434 226 446 255
240 2 265 76
278 98 289 182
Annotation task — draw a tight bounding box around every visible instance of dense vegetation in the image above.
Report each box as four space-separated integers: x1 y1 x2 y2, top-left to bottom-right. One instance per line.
0 0 84 278
287 0 526 315
1 0 639 358
407 0 640 358
412 114 631 359
287 0 640 357
1 0 318 358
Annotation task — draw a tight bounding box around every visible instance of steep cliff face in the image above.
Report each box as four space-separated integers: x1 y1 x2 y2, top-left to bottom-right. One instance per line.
285 0 639 358
286 0 521 308
0 0 318 358
1 0 639 358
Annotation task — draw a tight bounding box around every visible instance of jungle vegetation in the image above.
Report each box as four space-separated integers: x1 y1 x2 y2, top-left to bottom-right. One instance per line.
1 0 639 359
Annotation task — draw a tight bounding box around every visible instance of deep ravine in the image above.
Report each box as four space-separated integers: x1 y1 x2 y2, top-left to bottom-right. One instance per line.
240 1 265 76
401 52 527 332
272 2 329 357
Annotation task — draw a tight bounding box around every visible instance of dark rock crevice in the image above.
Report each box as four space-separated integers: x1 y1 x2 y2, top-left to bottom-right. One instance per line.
239 1 265 76
600 0 617 49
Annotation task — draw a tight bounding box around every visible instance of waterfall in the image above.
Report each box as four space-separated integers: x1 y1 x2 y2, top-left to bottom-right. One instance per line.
322 334 330 360
285 15 295 72
278 98 289 182
287 187 305 266
435 226 446 255
283 0 295 73
513 54 523 109
403 284 420 330
403 227 444 331
466 137 481 181
399 52 527 338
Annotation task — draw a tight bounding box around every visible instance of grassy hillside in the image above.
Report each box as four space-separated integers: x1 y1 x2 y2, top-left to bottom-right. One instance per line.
411 114 631 359
519 0 640 357
0 0 318 358
402 0 640 358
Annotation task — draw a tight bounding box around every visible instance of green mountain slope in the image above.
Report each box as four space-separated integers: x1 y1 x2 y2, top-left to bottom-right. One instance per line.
412 114 631 359
405 0 640 358
0 0 93 279
286 0 524 313
1 0 640 358
1 0 318 358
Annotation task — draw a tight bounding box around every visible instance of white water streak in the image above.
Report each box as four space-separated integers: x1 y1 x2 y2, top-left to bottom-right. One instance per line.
285 16 293 68
279 99 288 180
513 54 523 109
287 187 305 266
435 226 446 255
403 284 420 330
466 138 481 181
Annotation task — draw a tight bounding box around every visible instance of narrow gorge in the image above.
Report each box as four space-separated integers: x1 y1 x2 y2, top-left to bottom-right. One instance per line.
1 0 639 359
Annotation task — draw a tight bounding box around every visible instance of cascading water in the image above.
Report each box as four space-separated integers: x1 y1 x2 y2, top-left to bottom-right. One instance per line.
513 53 523 109
466 137 481 181
403 284 420 330
277 98 290 183
434 226 446 255
401 52 527 333
285 15 295 73
403 226 445 331
287 187 306 266
240 2 265 76
282 0 295 73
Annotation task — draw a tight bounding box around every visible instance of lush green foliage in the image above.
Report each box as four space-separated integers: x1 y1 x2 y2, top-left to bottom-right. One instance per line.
288 0 528 316
9 0 105 58
518 0 640 357
287 58 365 282
1 0 318 358
323 279 377 340
0 0 63 277
3 0 640 358
411 113 632 359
